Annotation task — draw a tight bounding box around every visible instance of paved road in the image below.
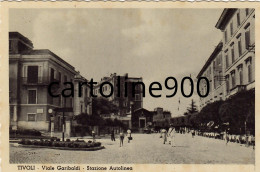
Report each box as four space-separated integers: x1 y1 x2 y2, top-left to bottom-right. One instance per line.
10 133 254 164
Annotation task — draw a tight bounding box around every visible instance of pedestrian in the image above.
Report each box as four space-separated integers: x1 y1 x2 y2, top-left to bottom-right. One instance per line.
111 129 115 141
92 130 96 142
225 130 229 145
168 124 176 147
119 130 125 147
127 129 132 143
191 129 195 138
161 128 167 144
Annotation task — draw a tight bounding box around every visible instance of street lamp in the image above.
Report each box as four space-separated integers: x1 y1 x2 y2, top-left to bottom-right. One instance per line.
129 101 134 129
48 108 54 138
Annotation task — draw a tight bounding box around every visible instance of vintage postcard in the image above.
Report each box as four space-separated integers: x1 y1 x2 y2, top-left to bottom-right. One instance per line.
0 2 259 172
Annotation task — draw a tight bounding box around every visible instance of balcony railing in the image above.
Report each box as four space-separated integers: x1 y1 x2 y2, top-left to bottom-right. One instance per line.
22 77 60 85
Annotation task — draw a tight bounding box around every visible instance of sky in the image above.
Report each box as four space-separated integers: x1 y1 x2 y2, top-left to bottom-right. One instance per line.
9 8 223 117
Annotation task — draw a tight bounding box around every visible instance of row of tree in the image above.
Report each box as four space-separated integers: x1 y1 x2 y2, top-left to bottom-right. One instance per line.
188 89 255 135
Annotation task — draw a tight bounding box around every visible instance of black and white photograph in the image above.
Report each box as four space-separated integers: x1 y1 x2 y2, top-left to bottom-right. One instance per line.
7 7 255 166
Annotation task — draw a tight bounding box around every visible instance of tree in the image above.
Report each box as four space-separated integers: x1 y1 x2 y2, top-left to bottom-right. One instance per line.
92 97 119 115
186 99 198 114
219 89 255 134
75 113 105 127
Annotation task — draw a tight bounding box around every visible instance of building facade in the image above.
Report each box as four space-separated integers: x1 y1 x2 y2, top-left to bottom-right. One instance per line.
152 107 171 127
197 42 225 110
9 32 91 133
132 108 153 130
197 8 255 110
215 8 255 99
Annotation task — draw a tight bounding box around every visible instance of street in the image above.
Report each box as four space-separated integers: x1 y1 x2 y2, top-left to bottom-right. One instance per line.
10 133 254 164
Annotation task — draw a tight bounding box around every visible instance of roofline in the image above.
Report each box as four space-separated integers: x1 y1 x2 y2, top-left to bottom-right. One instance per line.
9 32 33 48
196 41 223 79
25 49 75 71
215 9 237 31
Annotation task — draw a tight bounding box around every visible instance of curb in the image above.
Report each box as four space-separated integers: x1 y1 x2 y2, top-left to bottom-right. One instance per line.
18 144 105 151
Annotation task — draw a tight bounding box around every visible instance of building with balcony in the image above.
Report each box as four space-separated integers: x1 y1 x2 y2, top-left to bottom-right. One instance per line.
197 42 225 110
197 8 255 110
215 8 255 99
9 32 91 133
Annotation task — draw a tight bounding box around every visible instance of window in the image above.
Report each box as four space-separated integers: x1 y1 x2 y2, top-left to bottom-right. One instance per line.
27 66 39 83
248 64 252 83
50 68 55 82
225 54 229 69
230 22 233 36
226 76 230 94
28 90 37 104
81 104 83 113
245 29 251 50
239 69 243 85
214 77 217 89
237 11 240 27
231 46 235 63
238 39 242 57
28 114 36 121
219 71 223 84
246 8 249 16
231 71 236 88
224 30 228 43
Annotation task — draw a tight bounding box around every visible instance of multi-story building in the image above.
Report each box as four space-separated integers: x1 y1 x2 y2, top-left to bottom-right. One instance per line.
197 42 224 109
197 8 255 110
215 8 255 98
152 107 171 127
73 73 92 116
9 32 91 133
93 73 143 128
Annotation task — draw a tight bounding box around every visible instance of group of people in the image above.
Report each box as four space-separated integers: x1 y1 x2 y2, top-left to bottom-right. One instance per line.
110 129 132 147
161 124 176 147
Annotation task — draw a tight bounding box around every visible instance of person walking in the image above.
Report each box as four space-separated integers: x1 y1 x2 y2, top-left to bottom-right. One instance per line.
168 124 176 147
161 128 167 144
191 129 195 138
127 129 132 143
111 129 115 141
119 130 125 147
